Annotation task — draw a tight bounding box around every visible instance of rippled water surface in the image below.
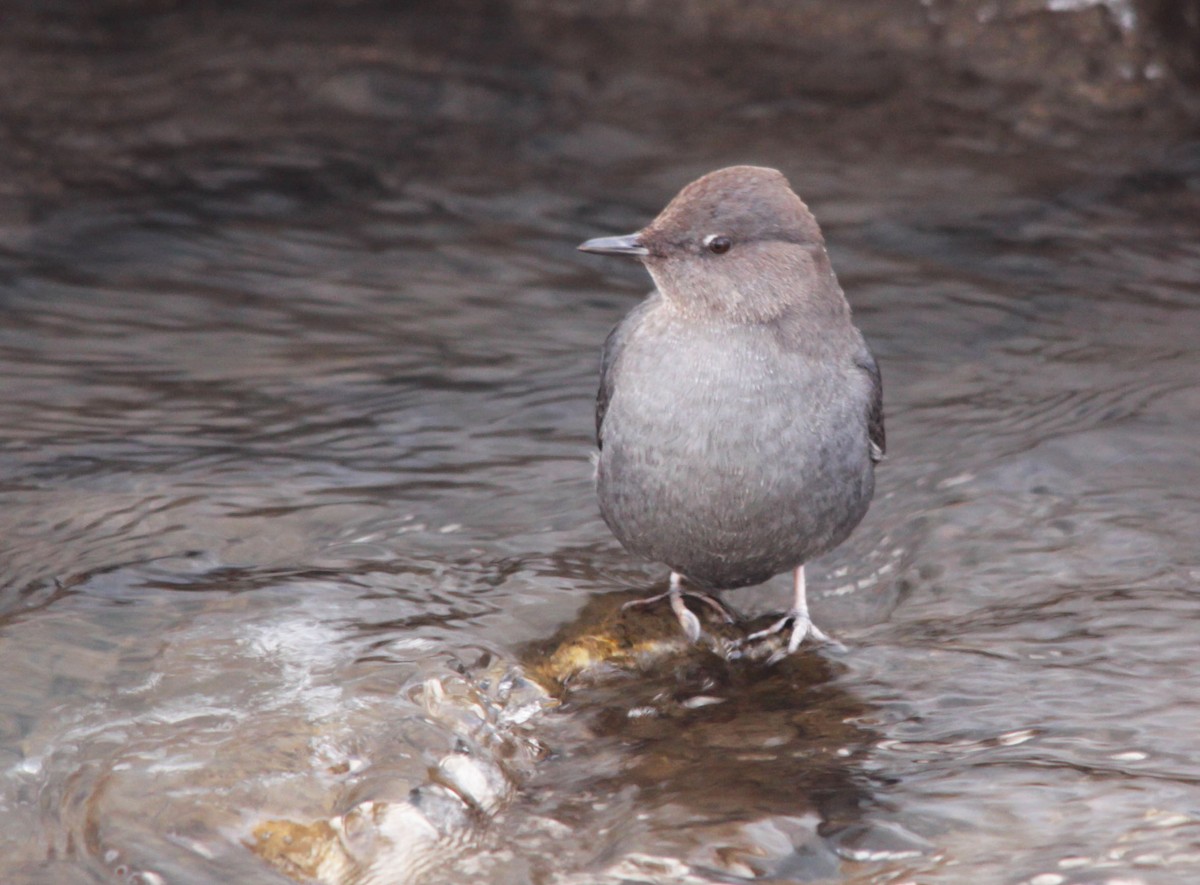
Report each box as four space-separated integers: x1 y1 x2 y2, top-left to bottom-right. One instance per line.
1 3 1199 883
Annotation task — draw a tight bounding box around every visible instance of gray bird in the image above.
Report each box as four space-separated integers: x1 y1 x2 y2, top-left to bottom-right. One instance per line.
578 165 884 655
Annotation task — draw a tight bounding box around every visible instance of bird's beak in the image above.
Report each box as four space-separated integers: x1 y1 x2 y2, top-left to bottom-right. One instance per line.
577 233 649 257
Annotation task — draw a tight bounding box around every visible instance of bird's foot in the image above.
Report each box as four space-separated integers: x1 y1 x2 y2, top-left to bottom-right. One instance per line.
745 610 845 661
619 589 700 642
621 586 736 644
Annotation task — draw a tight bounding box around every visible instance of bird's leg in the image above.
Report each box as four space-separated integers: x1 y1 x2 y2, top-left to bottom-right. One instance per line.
745 565 842 655
621 572 735 643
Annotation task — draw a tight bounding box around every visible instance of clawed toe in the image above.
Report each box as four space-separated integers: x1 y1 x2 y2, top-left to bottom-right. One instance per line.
670 594 703 643
744 609 843 660
622 591 671 612
745 613 793 643
784 614 839 654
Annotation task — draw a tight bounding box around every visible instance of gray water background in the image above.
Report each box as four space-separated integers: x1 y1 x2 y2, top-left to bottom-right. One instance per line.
1 2 1199 883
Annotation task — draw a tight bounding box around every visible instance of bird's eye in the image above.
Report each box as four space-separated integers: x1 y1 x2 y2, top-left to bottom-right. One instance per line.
704 234 732 255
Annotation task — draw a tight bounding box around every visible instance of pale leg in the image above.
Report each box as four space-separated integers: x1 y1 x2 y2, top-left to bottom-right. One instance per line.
745 565 841 654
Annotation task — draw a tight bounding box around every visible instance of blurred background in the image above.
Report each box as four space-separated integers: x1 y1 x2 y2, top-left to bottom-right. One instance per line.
0 1 1198 883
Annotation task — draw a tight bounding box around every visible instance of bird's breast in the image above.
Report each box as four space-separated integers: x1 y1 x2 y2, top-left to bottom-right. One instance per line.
596 317 874 587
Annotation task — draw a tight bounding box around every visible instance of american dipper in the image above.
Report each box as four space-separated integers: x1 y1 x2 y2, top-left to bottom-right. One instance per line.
578 166 884 655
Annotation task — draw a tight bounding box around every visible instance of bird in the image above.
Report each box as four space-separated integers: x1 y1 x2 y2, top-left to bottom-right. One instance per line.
577 165 884 656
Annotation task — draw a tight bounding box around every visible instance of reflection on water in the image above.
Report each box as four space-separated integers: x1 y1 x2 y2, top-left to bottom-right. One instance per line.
0 1 1198 883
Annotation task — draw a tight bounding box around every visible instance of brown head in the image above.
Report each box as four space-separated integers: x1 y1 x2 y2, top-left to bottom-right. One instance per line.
579 166 845 323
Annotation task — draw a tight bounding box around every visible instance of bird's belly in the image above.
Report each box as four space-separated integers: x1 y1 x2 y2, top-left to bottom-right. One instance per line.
597 372 873 589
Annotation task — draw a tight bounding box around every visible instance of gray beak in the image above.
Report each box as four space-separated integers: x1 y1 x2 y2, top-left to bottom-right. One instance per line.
577 233 649 257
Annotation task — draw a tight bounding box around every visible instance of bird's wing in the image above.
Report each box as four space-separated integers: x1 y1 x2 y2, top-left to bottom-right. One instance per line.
596 293 657 450
596 323 621 449
858 351 886 463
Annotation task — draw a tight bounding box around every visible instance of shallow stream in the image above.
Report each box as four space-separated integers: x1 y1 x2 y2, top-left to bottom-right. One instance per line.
1 3 1198 883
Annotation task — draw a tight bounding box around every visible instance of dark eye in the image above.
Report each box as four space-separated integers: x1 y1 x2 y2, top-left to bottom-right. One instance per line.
704 234 732 255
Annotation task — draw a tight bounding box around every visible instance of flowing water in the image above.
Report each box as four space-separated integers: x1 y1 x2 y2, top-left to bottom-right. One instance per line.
1 3 1199 883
